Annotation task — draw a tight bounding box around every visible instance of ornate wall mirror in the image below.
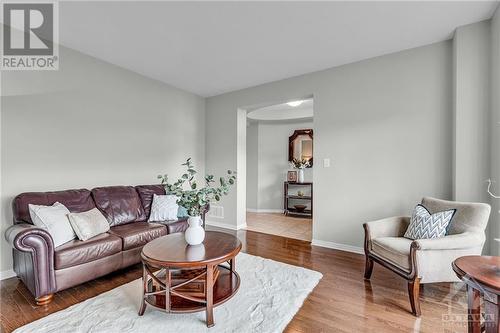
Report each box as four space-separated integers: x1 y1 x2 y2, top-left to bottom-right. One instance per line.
288 129 313 167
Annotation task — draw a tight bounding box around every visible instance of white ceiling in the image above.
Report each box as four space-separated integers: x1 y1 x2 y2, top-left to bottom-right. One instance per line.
55 1 499 97
247 99 313 121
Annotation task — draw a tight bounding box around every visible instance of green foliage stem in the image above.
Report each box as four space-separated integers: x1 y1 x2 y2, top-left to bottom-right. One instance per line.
157 158 236 217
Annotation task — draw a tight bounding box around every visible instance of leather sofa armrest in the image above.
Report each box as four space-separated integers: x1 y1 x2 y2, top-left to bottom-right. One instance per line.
5 223 57 300
412 232 485 251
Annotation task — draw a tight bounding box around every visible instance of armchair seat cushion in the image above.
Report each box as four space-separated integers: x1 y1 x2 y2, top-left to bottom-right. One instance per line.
371 237 412 271
109 222 167 250
55 233 122 270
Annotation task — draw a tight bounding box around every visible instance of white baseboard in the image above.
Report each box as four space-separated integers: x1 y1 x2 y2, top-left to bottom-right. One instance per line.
311 239 364 255
246 208 283 214
206 220 247 231
0 269 16 280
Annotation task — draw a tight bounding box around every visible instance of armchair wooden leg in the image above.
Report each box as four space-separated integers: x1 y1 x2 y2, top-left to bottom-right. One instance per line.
364 257 374 280
35 294 53 306
408 278 421 317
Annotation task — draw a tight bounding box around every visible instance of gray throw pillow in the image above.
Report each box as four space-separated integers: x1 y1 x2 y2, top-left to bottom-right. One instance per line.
68 208 110 241
404 204 456 240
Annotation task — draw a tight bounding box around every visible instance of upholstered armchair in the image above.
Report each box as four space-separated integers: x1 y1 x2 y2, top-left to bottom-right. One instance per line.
363 197 491 316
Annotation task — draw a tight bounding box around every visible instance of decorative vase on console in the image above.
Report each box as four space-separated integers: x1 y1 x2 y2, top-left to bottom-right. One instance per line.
158 158 236 246
291 158 310 184
298 169 304 183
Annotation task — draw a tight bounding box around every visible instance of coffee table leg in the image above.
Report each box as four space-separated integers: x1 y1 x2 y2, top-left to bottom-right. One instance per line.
138 263 147 316
206 264 214 327
165 268 171 312
230 258 235 272
467 285 481 333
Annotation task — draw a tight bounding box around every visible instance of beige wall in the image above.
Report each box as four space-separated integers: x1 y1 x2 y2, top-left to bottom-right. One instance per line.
206 41 454 248
0 45 206 274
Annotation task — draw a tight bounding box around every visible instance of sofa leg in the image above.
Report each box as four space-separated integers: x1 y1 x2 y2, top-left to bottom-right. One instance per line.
35 294 53 306
408 278 421 317
364 257 374 280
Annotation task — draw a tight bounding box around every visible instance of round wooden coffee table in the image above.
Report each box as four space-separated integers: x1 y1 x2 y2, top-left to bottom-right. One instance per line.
452 255 500 333
139 231 242 327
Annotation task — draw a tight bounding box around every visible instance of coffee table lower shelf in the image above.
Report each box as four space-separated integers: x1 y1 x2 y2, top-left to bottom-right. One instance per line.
143 265 240 313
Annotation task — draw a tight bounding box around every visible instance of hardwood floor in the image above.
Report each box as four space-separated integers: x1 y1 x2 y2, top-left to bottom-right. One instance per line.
246 212 312 241
1 228 469 333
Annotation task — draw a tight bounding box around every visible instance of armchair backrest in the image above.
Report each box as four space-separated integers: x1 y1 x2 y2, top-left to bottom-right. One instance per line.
421 197 491 235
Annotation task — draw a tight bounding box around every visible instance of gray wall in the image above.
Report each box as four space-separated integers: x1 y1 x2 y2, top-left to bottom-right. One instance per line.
246 120 313 211
206 41 453 249
453 21 490 204
490 6 500 256
453 21 492 253
451 15 500 256
0 46 206 273
246 122 259 209
2 13 498 278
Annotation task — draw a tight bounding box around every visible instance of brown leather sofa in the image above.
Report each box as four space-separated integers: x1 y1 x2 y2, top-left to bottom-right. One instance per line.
5 184 202 305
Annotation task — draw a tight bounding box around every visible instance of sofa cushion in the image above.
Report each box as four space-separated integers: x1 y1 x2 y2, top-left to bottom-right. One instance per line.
109 222 167 250
154 218 189 234
54 233 122 270
13 189 95 224
135 185 166 218
92 186 147 226
371 237 412 271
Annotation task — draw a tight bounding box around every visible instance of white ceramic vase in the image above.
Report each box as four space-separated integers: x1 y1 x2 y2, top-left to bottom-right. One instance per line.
185 215 205 245
298 169 305 183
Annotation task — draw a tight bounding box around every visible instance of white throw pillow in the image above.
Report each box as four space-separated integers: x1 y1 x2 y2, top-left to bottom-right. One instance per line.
148 194 179 221
28 202 76 247
68 208 110 241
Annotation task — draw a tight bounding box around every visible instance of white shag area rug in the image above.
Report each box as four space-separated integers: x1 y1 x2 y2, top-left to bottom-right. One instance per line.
14 253 322 333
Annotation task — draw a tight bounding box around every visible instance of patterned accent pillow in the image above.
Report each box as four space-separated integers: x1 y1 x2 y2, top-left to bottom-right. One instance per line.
148 194 179 221
404 204 456 240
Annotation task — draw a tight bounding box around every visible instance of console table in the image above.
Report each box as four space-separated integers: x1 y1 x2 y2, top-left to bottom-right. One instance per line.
283 182 313 218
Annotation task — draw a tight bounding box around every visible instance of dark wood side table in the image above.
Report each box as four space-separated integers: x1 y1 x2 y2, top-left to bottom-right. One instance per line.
139 231 242 327
452 256 500 333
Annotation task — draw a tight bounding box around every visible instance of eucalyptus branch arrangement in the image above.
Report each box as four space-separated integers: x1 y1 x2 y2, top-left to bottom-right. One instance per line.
291 158 311 169
158 158 236 217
